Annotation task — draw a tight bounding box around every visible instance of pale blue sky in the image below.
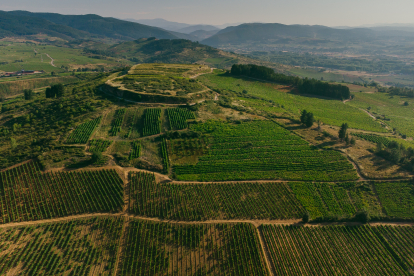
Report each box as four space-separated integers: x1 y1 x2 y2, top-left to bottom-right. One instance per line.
1 0 413 26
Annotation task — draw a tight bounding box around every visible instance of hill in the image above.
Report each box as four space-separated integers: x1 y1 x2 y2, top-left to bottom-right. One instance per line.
84 38 268 69
202 23 376 46
3 10 178 41
0 10 91 40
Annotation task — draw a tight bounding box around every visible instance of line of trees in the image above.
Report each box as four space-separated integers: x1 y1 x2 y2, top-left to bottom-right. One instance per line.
231 64 351 100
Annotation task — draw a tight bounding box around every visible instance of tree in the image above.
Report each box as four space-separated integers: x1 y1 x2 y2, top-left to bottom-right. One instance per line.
302 212 310 223
24 89 33 100
10 138 17 149
338 123 349 140
350 137 356 146
300 110 308 125
300 110 314 128
45 84 65 98
345 133 350 145
45 87 53 98
404 101 409 106
317 120 322 132
355 210 370 224
376 142 384 152
305 112 314 128
91 151 103 164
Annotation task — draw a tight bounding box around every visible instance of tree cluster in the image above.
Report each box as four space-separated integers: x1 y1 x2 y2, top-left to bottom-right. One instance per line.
376 141 414 171
231 64 351 100
45 84 65 98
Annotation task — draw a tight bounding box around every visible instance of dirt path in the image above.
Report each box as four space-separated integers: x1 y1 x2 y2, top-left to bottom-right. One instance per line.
45 53 56 67
189 67 214 79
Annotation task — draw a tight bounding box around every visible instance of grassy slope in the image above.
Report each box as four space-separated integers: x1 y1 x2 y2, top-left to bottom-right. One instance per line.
347 92 414 137
199 71 386 133
0 42 125 72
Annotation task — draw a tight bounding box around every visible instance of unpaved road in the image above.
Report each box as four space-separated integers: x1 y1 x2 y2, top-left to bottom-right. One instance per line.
45 53 56 67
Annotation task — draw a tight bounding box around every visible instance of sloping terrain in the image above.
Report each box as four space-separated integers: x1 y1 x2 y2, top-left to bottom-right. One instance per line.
2 10 178 41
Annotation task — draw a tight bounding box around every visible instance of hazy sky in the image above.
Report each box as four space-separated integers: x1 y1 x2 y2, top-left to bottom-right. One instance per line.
1 0 414 27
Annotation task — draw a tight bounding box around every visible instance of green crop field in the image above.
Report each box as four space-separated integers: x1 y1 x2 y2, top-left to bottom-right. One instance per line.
262 225 414 275
0 217 123 275
66 116 101 144
142 108 162 136
0 161 123 223
129 172 305 220
110 108 126 136
174 120 358 181
199 72 386 133
120 219 269 276
289 182 385 219
88 139 113 152
167 108 196 130
375 181 414 219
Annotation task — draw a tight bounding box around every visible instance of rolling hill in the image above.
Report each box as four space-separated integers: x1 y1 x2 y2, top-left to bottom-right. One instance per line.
83 38 278 69
2 10 178 41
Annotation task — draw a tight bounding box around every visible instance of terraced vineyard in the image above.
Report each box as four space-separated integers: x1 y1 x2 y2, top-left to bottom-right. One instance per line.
119 219 270 276
142 108 162 136
88 139 113 152
110 108 126 136
167 108 196 130
174 120 358 181
128 172 305 220
66 116 101 144
0 161 124 223
0 217 123 275
289 182 385 219
129 140 141 160
262 225 412 275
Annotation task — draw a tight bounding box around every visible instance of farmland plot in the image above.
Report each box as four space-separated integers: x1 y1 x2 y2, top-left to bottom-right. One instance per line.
0 217 123 275
119 219 269 275
0 161 124 223
174 120 358 181
262 225 411 275
128 172 305 220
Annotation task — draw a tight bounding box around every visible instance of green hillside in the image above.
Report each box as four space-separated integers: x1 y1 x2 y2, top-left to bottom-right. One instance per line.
0 11 91 40
2 10 178 41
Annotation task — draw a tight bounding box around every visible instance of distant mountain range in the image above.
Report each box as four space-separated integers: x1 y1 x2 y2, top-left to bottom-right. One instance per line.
200 22 414 47
2 10 414 54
